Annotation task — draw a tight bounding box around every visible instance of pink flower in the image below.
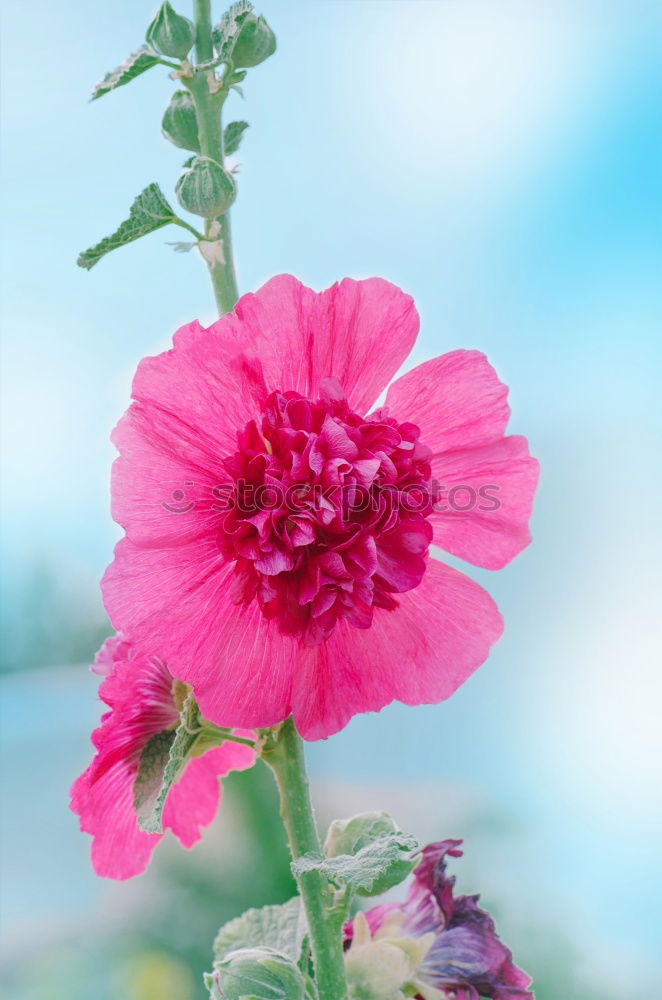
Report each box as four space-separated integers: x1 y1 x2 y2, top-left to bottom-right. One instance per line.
70 636 256 879
345 840 534 1000
102 276 538 740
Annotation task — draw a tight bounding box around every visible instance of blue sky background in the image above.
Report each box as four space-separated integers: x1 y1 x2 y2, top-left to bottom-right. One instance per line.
1 0 661 995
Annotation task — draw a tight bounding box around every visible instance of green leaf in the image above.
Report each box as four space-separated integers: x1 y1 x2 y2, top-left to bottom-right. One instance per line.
214 898 307 965
91 45 160 101
132 729 176 822
291 832 418 897
77 183 179 270
212 1 254 60
224 120 249 155
136 693 201 834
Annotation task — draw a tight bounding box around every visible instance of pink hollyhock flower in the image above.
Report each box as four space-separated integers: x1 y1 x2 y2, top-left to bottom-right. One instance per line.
102 275 538 740
71 636 256 879
344 840 534 1000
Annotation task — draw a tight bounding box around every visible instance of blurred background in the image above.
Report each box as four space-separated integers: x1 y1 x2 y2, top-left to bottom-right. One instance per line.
1 0 661 996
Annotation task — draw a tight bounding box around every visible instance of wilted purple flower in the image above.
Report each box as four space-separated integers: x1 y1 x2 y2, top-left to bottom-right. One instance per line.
345 840 534 1000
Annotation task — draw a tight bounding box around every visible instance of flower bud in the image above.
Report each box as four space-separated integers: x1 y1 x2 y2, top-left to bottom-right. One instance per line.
325 810 398 857
230 14 276 68
146 2 196 60
175 156 236 218
212 947 305 1000
162 90 200 151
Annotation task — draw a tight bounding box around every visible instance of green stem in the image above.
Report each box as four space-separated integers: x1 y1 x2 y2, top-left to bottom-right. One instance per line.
264 718 348 1000
191 0 240 314
172 215 206 241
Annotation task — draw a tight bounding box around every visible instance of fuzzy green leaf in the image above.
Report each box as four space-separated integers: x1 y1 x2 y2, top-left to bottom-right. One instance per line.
224 120 249 155
132 730 177 823
212 1 254 59
136 694 202 834
292 832 418 897
77 183 179 270
91 45 160 101
213 898 306 965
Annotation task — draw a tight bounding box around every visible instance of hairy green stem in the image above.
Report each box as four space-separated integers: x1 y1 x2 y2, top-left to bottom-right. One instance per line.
191 0 239 314
264 718 348 1000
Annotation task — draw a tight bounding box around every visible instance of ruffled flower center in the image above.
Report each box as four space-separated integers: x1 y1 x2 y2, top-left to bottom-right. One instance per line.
218 377 435 645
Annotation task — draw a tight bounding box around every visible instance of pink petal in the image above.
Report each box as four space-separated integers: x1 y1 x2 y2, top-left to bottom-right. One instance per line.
70 654 178 880
291 558 504 740
385 351 510 453
102 539 297 729
71 640 257 878
225 275 419 413
111 319 269 546
71 754 162 880
430 436 540 569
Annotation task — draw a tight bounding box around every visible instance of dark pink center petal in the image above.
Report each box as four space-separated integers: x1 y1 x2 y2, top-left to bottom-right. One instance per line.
216 383 436 646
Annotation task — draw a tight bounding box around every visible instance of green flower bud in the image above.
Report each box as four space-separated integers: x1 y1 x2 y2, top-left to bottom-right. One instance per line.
325 812 417 897
213 947 305 1000
325 811 399 858
162 90 200 152
230 14 276 69
146 2 196 60
175 156 236 218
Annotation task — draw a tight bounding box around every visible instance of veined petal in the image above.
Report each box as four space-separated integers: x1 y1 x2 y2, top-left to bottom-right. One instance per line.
430 436 540 569
385 351 510 453
225 274 419 413
291 558 503 740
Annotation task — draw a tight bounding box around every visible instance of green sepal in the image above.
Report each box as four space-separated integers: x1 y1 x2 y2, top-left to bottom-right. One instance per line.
175 155 236 218
77 183 179 269
292 831 418 897
146 1 196 60
209 947 306 1000
231 14 276 68
224 120 249 155
325 810 401 858
162 90 200 151
91 45 160 101
214 897 307 965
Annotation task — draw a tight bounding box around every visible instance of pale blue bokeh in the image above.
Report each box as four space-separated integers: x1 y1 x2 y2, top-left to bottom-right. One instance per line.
1 0 661 993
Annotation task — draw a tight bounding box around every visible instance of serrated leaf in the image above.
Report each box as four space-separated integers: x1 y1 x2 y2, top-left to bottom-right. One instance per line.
136 693 201 834
212 1 254 59
214 898 306 965
224 120 249 155
91 45 160 101
292 833 418 897
77 183 179 270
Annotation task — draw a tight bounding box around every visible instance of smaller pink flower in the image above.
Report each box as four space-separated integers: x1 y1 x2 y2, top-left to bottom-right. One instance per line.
71 636 256 879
